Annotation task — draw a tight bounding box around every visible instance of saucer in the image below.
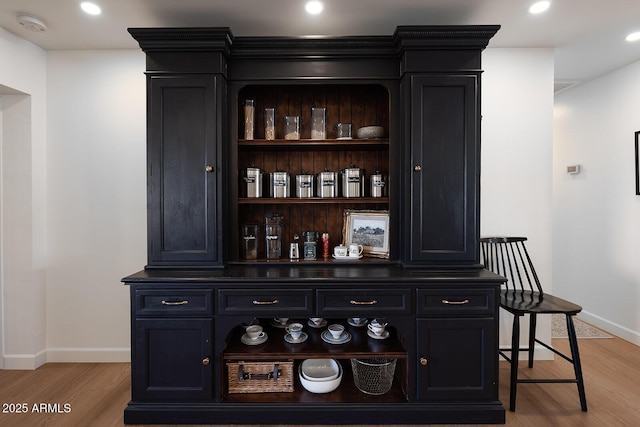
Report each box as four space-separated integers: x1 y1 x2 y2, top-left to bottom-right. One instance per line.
367 329 390 340
308 319 328 328
241 332 268 345
321 330 352 344
270 319 289 328
332 254 363 260
347 318 368 327
284 332 308 344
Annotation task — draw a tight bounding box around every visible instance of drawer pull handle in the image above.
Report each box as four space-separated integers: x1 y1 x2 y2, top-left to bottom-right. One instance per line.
161 300 189 306
420 357 428 366
441 299 470 305
252 299 280 305
202 357 210 366
349 300 378 305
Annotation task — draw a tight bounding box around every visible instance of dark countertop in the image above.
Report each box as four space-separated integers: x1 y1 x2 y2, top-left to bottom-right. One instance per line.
122 263 505 284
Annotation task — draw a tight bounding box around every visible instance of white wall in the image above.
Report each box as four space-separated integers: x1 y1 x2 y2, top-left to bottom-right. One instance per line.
45 50 146 361
481 48 555 350
554 61 640 345
0 27 47 369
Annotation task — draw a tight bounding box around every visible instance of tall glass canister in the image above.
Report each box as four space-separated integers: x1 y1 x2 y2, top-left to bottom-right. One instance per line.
241 224 259 260
264 107 275 140
311 107 326 139
284 116 300 140
244 99 255 140
265 214 284 260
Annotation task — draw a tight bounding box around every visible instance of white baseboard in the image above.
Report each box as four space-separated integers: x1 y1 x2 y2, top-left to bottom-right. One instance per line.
578 311 640 346
3 350 47 370
46 347 131 363
2 348 130 370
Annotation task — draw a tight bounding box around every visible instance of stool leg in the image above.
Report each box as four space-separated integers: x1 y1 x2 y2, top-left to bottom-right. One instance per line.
509 313 521 411
528 313 537 368
566 315 588 411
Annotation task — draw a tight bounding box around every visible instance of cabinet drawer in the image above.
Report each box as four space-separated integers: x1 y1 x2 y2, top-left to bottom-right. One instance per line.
417 289 494 316
317 288 412 316
218 289 313 315
135 289 213 316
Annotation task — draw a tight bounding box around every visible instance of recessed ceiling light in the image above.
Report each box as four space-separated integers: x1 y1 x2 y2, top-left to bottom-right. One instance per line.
529 1 551 14
305 1 324 15
626 31 640 42
80 2 102 16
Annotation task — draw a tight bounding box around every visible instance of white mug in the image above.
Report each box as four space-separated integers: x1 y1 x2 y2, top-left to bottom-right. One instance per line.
348 243 363 257
246 325 265 340
286 322 304 341
328 324 345 339
368 322 386 336
309 317 324 326
334 245 348 257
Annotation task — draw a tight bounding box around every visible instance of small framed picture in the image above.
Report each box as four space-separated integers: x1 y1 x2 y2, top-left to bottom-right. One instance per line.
636 131 640 195
343 210 390 259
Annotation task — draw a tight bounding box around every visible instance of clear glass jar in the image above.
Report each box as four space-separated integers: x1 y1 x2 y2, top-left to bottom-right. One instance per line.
284 115 300 140
241 224 259 260
244 99 255 140
264 108 275 140
311 107 326 139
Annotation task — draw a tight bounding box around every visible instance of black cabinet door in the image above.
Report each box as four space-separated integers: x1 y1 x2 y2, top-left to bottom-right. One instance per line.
416 317 496 401
147 75 222 266
133 318 213 401
406 74 479 265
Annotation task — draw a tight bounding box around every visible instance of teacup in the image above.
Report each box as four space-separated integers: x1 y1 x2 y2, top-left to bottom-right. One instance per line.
350 317 365 324
246 325 265 340
333 245 348 257
368 320 387 336
309 317 324 326
327 324 345 339
286 322 304 341
274 317 289 326
348 243 363 257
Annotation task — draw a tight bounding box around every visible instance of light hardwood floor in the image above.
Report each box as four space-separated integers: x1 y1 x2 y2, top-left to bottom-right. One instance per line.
1 335 639 427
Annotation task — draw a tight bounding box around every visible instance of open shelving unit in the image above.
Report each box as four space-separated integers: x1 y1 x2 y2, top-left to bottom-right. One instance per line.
222 319 407 404
234 84 392 262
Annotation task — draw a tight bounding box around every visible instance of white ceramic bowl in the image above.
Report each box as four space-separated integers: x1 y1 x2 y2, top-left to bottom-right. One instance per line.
356 125 384 139
301 358 340 381
299 363 342 393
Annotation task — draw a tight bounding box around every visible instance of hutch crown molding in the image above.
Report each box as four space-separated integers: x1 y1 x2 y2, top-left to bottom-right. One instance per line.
123 25 505 425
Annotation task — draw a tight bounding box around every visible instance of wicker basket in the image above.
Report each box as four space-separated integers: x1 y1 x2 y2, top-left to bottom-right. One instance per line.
227 360 294 393
351 358 397 395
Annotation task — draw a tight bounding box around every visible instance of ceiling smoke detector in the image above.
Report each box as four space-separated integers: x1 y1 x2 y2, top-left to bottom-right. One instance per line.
17 14 47 32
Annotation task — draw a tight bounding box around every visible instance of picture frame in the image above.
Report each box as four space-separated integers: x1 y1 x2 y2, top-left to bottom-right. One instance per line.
636 131 640 195
343 210 390 259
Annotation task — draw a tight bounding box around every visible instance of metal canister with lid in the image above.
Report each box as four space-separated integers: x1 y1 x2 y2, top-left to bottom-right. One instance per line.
341 166 365 198
242 166 263 198
269 171 290 198
317 170 337 198
370 171 387 198
295 173 314 198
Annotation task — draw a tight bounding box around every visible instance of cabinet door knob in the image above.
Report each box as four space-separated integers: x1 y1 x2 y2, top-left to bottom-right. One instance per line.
414 165 422 172
202 357 210 366
205 165 214 172
420 357 428 366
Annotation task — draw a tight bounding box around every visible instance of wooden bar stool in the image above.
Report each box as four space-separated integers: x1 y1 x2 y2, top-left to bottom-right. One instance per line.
480 236 587 412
